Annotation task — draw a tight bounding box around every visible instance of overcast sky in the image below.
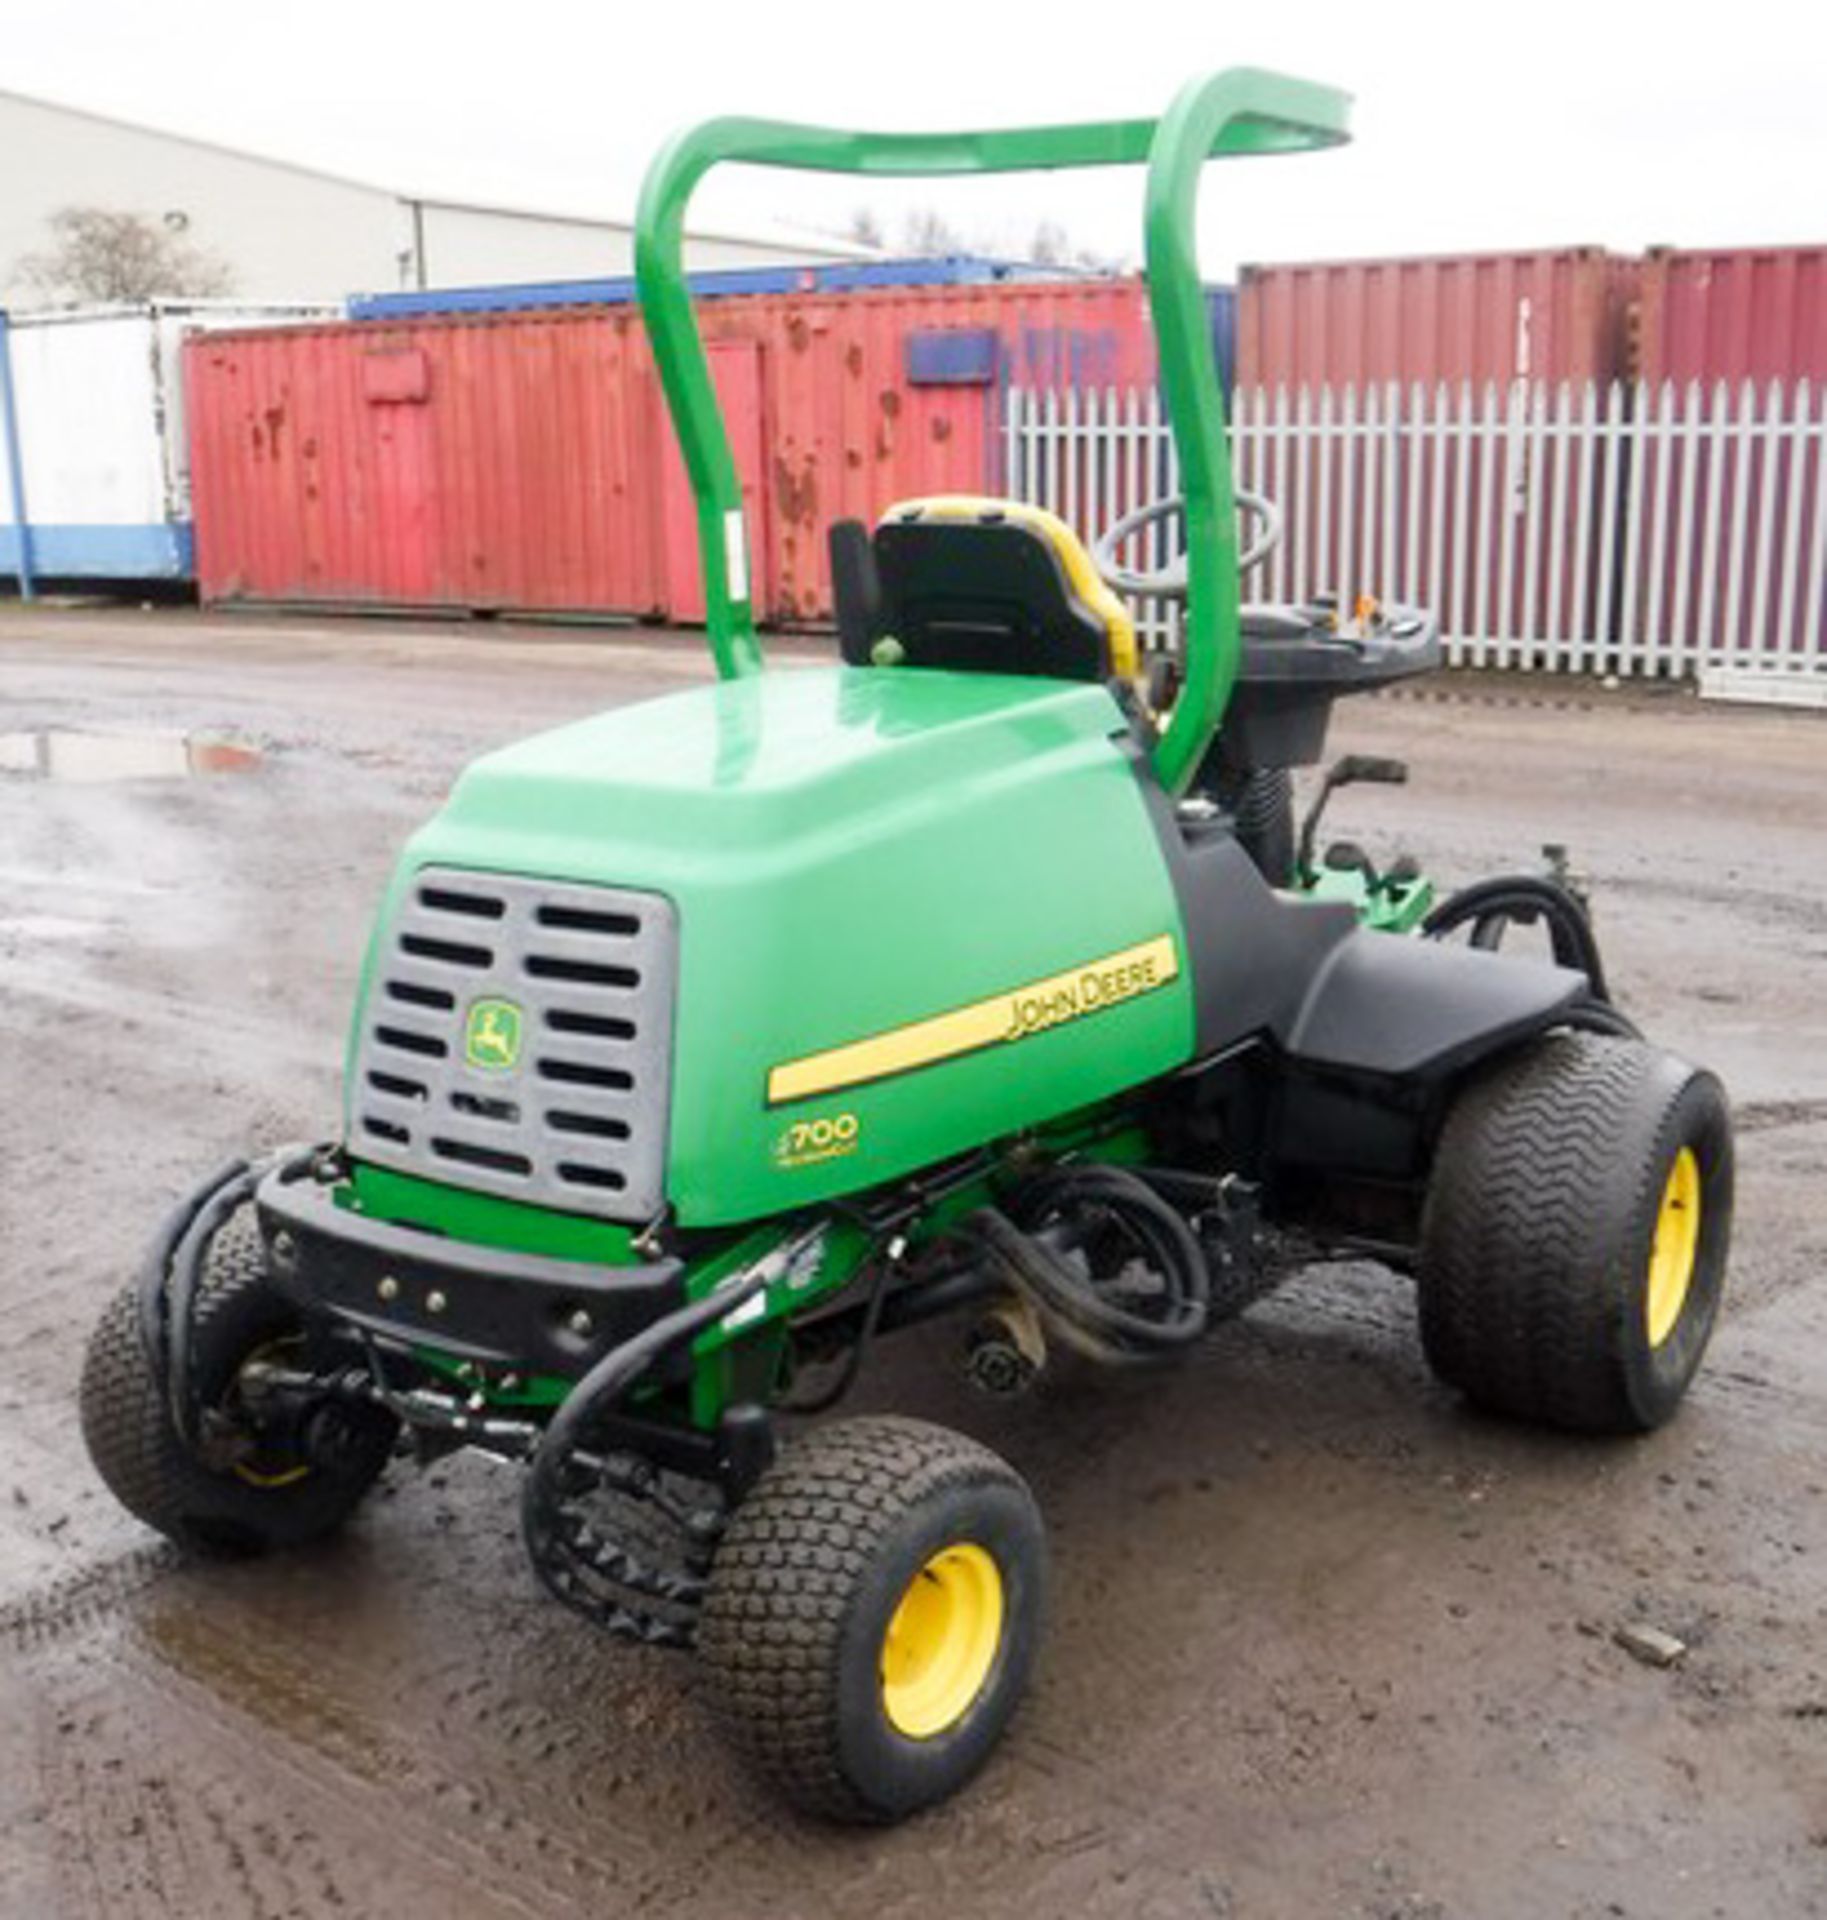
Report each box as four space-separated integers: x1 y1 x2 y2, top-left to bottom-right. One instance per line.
11 0 1826 274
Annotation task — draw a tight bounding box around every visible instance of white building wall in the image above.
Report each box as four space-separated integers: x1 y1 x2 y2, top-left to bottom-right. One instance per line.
0 93 407 306
410 201 862 288
413 202 639 285
2 93 868 309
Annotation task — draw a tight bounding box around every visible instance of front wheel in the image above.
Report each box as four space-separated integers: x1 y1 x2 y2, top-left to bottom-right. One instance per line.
1417 1031 1733 1433
696 1416 1046 1822
80 1214 397 1555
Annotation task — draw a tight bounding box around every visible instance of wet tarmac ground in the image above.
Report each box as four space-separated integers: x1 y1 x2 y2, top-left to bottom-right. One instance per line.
2 602 1825 1919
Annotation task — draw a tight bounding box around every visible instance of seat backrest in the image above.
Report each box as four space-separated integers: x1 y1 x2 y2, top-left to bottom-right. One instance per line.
832 496 1137 682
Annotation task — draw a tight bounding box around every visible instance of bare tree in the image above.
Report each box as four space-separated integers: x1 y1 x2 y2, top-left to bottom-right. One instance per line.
1028 217 1124 272
900 207 965 257
17 207 235 303
1030 219 1072 266
844 205 885 249
832 204 1125 270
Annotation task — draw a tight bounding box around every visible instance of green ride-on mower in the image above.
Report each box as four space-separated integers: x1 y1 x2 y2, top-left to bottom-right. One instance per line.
81 69 1734 1822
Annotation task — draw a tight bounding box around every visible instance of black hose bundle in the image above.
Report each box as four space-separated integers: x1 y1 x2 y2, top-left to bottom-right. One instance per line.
136 1144 321 1444
519 1221 825 1636
1422 874 1612 1003
964 1163 1210 1365
1558 997 1642 1040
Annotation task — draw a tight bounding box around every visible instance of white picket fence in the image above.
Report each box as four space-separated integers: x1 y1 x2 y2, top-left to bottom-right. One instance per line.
1004 381 1827 676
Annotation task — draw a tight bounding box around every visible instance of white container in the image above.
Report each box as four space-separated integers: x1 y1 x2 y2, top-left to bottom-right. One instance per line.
0 300 330 584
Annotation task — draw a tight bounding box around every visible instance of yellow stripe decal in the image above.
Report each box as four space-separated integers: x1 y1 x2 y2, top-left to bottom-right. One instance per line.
767 934 1180 1106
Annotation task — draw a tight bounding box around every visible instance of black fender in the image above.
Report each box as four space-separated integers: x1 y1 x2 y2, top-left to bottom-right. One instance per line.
1281 929 1588 1081
1131 747 1589 1085
1266 934 1593 1242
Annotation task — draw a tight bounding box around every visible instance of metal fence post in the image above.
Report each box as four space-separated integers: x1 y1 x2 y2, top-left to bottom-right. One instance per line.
0 310 34 601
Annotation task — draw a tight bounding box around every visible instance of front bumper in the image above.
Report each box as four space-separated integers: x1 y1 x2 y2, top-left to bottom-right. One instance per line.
256 1170 686 1380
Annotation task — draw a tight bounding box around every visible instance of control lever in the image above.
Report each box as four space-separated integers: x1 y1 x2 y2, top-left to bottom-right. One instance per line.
1333 754 1409 786
1323 840 1380 890
1297 754 1409 885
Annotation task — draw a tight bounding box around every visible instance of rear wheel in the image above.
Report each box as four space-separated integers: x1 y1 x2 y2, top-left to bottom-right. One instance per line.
1417 1031 1732 1433
697 1415 1045 1822
80 1214 396 1555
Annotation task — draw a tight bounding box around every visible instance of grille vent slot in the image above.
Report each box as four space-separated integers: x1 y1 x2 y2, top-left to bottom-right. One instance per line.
349 867 677 1220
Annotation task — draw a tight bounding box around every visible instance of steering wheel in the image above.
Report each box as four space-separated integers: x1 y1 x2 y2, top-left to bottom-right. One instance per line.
1092 490 1282 599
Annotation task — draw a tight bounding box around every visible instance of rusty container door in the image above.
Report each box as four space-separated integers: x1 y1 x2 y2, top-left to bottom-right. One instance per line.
1237 249 1632 388
187 327 454 607
424 310 664 616
1637 246 1827 385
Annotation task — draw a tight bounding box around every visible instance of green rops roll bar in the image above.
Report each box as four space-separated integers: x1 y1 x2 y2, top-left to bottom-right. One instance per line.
633 68 1349 795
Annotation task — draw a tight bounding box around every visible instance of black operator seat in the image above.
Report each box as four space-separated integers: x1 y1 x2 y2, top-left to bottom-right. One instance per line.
828 496 1140 684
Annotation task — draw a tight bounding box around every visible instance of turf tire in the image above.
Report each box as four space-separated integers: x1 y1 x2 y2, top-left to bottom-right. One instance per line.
697 1415 1045 1823
1418 1030 1732 1433
79 1213 396 1555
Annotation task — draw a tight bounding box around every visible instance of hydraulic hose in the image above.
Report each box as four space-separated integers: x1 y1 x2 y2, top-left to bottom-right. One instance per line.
964 1164 1210 1364
1559 997 1642 1040
138 1144 320 1444
520 1221 824 1618
1422 874 1611 1003
136 1155 250 1374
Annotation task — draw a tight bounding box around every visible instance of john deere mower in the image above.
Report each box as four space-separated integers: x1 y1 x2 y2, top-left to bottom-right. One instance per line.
81 70 1733 1822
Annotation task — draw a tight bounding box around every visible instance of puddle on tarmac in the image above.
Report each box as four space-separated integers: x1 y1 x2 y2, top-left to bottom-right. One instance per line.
0 728 263 782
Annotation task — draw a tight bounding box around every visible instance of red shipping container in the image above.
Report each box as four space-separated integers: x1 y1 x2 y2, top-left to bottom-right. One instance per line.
1636 246 1827 386
187 313 670 616
1237 248 1636 390
185 281 1158 625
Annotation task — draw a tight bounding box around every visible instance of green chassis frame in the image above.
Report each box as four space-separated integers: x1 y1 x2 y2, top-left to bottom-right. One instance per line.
368 70 1358 1429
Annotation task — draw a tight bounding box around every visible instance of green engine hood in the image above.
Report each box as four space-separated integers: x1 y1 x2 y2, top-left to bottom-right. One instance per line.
352 665 1195 1226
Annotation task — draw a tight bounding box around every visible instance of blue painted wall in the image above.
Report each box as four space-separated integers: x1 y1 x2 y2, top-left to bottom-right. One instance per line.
0 522 192 581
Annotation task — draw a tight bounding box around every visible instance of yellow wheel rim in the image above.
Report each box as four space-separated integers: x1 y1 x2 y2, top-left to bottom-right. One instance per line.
232 1460 312 1489
1646 1146 1702 1348
880 1542 1004 1740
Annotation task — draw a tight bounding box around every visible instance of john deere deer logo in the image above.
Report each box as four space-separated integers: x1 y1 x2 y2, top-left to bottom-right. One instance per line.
464 998 523 1072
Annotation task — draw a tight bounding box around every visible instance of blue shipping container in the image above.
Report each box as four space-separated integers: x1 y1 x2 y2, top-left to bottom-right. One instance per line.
347 255 1095 322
